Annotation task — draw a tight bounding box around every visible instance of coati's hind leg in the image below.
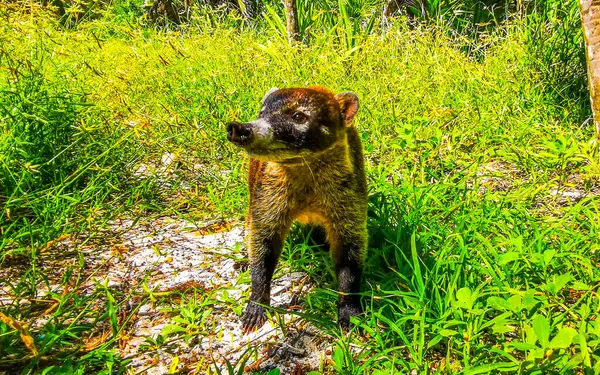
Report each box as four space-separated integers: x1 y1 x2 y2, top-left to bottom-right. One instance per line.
326 221 368 329
242 224 288 332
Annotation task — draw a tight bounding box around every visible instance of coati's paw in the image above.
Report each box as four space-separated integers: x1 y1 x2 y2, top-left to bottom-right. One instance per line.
242 302 267 333
338 304 362 330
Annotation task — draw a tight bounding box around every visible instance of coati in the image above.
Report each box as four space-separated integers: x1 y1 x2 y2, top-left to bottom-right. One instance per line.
226 87 368 330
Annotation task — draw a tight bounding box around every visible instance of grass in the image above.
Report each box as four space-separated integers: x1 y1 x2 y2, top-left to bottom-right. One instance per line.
1 2 599 374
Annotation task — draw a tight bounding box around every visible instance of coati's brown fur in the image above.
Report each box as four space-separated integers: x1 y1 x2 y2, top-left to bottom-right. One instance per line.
227 87 368 330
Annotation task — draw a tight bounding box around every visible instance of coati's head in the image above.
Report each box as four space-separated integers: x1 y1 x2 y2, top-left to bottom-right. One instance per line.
227 87 359 162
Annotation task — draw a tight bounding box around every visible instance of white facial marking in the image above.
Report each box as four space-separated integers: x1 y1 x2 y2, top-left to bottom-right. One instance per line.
320 126 330 135
250 118 273 142
295 123 309 132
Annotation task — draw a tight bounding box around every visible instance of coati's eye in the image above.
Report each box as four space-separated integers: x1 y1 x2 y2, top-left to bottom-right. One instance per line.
291 112 308 123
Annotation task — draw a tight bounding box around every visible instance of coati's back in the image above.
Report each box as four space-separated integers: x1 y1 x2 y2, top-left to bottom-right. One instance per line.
227 87 368 331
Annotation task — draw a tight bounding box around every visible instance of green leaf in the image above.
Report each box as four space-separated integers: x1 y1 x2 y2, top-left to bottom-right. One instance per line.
507 294 522 313
463 362 518 374
105 289 118 335
455 287 473 310
511 341 538 352
522 290 538 311
543 249 556 266
439 329 458 337
542 273 571 295
578 323 591 367
410 231 425 296
579 304 590 320
487 296 511 311
427 334 444 349
161 324 187 336
589 320 600 336
572 281 590 291
493 323 514 334
532 314 550 349
564 353 584 369
527 347 545 360
332 346 345 370
549 327 578 349
554 273 571 293
498 252 519 265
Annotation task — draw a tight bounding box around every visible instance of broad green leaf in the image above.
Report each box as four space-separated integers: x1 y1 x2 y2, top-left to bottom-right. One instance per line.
332 346 345 369
439 329 458 337
510 341 538 351
482 311 513 331
455 287 473 310
542 273 571 295
498 252 519 265
553 273 571 293
564 353 584 370
525 325 537 345
522 290 538 311
493 323 514 334
532 315 550 349
427 334 444 349
549 327 578 349
543 249 556 266
464 362 518 375
579 304 591 320
507 294 522 313
572 281 590 291
527 347 545 360
487 296 511 311
579 323 591 367
589 320 600 336
161 324 187 336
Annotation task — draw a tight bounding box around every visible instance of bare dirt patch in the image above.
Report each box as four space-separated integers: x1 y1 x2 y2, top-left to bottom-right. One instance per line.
1 216 336 374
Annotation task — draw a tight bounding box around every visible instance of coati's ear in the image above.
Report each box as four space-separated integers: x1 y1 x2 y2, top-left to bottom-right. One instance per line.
335 92 359 125
262 87 279 103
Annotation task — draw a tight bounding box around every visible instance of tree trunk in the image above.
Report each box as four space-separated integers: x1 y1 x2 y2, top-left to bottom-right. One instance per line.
579 0 600 140
384 0 417 20
284 0 300 44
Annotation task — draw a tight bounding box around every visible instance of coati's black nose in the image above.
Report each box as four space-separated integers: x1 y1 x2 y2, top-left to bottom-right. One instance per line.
227 122 253 146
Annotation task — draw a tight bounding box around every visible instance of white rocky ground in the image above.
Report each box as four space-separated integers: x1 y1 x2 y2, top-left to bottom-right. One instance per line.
77 216 335 374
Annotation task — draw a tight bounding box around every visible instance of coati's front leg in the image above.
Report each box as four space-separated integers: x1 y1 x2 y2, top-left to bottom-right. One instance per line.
328 221 368 328
242 222 288 332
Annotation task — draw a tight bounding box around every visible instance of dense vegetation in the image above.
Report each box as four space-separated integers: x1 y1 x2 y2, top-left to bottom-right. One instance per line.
1 0 598 374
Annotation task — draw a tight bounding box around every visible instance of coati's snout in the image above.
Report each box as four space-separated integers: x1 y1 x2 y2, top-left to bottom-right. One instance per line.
227 122 254 146
227 118 275 153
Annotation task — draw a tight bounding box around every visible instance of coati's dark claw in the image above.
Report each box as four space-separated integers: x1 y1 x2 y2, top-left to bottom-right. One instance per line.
338 303 362 330
242 302 267 333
